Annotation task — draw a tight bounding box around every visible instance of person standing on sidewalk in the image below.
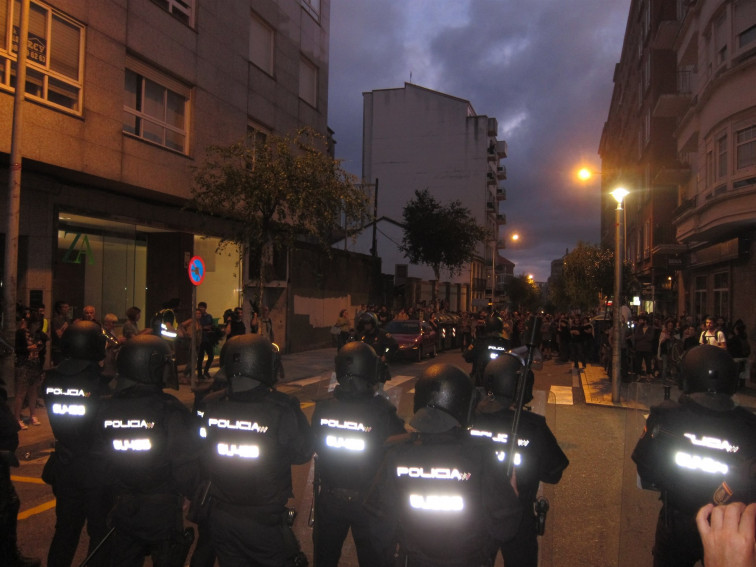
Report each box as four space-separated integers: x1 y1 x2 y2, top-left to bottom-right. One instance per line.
196 302 215 379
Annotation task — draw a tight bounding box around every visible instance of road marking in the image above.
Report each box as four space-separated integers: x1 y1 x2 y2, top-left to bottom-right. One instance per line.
11 475 46 485
549 386 574 405
17 499 56 520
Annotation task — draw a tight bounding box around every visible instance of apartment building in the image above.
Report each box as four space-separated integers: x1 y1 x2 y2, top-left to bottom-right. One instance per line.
599 0 756 324
361 83 508 309
0 0 331 339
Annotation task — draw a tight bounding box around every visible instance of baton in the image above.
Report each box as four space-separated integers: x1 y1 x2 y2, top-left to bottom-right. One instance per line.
78 526 115 567
505 315 541 480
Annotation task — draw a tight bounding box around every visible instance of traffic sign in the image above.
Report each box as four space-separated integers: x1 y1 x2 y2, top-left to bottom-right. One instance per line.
188 256 205 286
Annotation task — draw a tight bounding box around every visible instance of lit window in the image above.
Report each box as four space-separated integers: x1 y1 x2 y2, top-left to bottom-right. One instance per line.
151 0 194 27
123 56 190 153
299 55 317 107
249 12 274 75
0 0 84 112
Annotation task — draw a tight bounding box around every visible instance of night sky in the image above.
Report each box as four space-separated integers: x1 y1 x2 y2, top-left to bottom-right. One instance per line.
327 0 631 281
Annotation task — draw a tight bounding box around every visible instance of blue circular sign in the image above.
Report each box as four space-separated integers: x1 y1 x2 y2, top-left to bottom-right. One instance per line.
188 256 205 286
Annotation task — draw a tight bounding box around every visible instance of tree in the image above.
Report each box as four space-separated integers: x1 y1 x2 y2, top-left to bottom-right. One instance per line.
190 127 370 306
400 189 489 306
549 242 635 312
505 274 541 313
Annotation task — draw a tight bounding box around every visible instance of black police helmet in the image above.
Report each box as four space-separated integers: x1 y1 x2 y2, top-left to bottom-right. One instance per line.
221 334 277 387
356 312 379 335
61 320 106 361
335 341 379 396
681 344 738 395
483 352 522 401
484 315 504 334
117 335 172 386
413 363 475 427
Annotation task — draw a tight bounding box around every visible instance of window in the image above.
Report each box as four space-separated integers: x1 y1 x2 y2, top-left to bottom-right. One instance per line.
0 0 84 112
713 272 729 318
249 13 274 75
706 149 714 187
694 275 707 321
736 125 756 169
301 0 320 19
299 55 317 107
714 13 728 66
123 57 190 153
717 134 727 178
151 0 194 27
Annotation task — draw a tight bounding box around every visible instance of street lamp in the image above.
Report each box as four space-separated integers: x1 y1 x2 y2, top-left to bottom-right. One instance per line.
610 187 628 403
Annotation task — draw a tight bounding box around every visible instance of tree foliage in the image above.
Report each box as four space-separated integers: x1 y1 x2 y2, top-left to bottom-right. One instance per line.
548 241 635 311
190 127 370 304
400 189 489 287
504 274 541 313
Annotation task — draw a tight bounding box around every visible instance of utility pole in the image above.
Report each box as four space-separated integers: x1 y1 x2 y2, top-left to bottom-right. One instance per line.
3 0 30 396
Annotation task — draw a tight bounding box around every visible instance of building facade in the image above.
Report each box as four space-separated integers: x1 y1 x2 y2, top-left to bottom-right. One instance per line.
0 0 337 351
599 0 756 327
361 83 508 309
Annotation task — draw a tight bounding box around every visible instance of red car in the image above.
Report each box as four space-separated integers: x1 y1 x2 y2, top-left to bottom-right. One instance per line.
384 320 438 362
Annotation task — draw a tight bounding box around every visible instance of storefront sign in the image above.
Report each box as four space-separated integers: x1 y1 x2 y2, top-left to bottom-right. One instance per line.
62 232 94 265
188 256 205 286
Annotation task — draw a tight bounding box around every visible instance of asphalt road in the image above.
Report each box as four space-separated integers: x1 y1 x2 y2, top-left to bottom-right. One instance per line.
13 348 671 566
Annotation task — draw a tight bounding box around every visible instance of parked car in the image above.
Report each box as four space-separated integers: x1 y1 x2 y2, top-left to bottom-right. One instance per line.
384 319 438 362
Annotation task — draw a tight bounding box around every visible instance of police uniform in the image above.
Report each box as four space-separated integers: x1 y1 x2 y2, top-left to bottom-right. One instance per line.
356 313 398 383
366 363 522 567
43 324 113 567
0 386 40 567
471 402 568 566
311 342 406 567
99 335 200 567
197 334 312 567
631 345 756 567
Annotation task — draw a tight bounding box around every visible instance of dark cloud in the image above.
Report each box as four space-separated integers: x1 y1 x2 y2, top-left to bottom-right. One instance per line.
328 0 630 280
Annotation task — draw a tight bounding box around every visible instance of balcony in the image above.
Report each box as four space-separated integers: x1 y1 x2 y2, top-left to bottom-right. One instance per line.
653 69 694 117
496 140 507 158
486 172 496 186
675 182 756 244
487 143 497 162
496 213 506 225
497 165 507 180
496 186 506 200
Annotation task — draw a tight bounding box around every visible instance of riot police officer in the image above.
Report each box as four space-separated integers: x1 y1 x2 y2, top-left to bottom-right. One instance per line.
464 314 513 388
99 334 200 567
366 363 522 567
311 342 406 566
196 334 312 566
632 345 756 567
356 313 397 383
43 321 112 567
471 353 569 567
0 384 41 567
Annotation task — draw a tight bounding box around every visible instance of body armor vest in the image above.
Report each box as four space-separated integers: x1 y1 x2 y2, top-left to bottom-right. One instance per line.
384 434 496 565
633 399 756 514
313 396 403 492
201 395 294 508
44 362 104 452
100 392 172 492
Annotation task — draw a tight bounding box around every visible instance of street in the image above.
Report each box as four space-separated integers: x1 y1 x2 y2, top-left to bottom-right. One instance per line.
13 348 668 566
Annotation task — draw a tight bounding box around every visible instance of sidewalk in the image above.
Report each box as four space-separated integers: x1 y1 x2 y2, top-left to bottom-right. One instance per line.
580 362 756 411
15 347 338 459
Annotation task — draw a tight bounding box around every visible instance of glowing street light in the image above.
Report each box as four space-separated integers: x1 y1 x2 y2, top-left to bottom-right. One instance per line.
610 187 629 403
577 167 593 181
